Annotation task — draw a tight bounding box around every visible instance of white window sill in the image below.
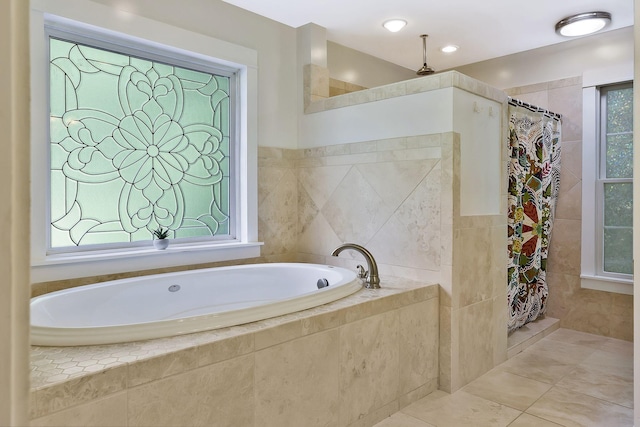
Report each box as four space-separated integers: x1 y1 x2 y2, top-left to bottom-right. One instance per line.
580 274 633 295
31 241 263 283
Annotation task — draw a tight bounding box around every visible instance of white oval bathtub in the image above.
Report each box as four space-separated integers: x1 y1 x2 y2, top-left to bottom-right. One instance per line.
31 263 361 346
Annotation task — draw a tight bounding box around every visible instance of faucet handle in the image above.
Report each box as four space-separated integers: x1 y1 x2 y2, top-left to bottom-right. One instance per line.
356 265 369 279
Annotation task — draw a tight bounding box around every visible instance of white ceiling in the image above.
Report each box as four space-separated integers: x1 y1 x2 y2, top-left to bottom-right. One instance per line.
222 0 633 71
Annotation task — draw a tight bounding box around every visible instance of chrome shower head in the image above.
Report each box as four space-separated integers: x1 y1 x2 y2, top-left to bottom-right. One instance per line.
416 34 435 76
416 64 435 76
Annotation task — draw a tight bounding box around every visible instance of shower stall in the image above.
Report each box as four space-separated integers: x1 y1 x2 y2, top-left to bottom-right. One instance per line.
507 98 562 332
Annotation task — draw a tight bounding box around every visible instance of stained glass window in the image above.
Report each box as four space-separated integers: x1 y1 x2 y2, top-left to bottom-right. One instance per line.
600 83 633 275
49 36 234 251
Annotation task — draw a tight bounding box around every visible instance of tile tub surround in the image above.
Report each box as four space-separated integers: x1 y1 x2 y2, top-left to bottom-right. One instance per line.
30 278 439 427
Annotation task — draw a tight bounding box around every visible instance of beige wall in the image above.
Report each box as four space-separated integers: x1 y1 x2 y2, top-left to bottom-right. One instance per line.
505 78 633 341
455 27 633 90
328 41 416 89
324 27 633 94
0 0 31 425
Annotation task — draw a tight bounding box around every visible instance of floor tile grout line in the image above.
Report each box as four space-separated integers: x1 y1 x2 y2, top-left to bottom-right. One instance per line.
518 385 586 427
462 371 553 415
520 384 634 426
398 411 437 427
505 412 564 427
552 383 635 410
554 359 633 409
519 383 560 415
456 387 527 415
490 366 561 387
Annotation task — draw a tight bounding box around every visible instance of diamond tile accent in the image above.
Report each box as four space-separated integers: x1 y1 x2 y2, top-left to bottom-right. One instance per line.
298 164 351 210
356 159 439 209
322 167 394 244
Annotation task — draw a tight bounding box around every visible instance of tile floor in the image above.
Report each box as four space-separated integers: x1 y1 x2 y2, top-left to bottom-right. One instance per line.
374 328 633 427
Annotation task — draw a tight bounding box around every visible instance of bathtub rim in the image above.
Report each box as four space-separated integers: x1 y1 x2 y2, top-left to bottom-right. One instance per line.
30 263 362 346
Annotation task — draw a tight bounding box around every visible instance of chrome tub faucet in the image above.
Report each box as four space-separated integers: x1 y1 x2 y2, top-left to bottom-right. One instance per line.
331 243 380 289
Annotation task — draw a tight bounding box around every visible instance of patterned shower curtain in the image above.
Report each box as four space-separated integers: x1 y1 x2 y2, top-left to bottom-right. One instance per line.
507 100 561 333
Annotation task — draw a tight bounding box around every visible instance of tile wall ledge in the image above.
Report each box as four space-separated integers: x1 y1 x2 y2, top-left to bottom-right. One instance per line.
305 71 507 114
30 277 437 397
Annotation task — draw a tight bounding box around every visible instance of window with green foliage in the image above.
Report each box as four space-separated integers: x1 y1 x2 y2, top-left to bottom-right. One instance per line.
49 35 235 252
599 83 633 276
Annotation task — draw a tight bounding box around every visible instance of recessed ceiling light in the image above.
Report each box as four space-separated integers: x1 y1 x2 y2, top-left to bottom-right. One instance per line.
441 45 459 53
555 11 611 37
383 19 407 33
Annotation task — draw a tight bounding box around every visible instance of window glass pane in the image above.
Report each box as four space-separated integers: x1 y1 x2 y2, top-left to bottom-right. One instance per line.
606 133 633 178
600 83 633 279
49 38 232 249
603 226 633 274
604 183 633 227
606 87 633 134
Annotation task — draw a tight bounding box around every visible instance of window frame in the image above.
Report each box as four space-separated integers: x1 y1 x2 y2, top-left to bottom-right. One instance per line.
581 66 634 295
30 8 260 282
45 28 239 253
596 83 633 280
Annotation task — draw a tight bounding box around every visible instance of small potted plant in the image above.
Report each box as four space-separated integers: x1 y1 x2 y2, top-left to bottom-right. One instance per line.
152 226 170 250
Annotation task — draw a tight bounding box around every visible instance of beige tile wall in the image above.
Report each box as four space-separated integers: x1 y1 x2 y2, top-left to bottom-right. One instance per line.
295 134 444 284
304 63 330 105
506 77 633 341
438 132 508 392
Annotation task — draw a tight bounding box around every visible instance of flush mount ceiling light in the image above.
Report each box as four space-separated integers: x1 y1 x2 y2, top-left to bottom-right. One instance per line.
555 11 611 37
383 19 407 32
441 45 459 53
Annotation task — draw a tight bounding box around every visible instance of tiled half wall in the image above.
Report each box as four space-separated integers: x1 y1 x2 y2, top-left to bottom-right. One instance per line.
281 133 507 392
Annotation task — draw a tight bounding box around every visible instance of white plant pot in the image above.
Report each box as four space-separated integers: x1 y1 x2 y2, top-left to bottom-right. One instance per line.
153 239 169 250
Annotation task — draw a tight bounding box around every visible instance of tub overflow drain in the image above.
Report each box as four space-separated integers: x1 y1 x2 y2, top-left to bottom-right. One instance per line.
168 284 181 292
317 278 329 289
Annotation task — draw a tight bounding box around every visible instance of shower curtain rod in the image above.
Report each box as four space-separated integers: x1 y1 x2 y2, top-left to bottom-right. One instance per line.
508 97 562 122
